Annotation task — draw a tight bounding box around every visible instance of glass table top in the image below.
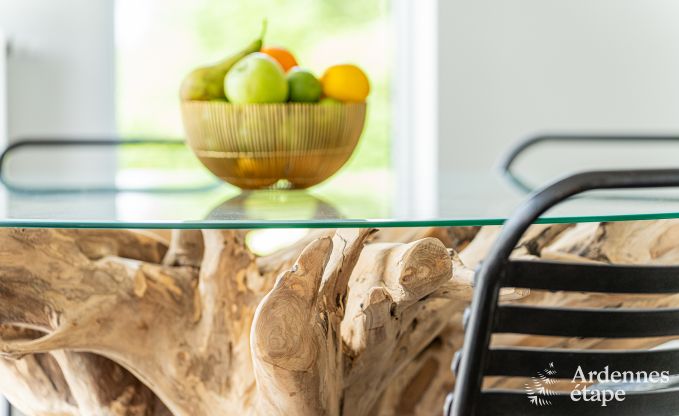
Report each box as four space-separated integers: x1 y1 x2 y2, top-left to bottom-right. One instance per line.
2 139 679 229
4 170 679 229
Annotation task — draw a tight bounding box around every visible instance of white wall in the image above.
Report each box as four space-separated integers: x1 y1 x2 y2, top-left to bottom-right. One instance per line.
0 0 116 190
437 0 679 179
0 0 116 141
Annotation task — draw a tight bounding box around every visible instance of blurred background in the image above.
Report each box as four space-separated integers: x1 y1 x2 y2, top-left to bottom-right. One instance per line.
1 0 679 220
115 0 392 175
0 0 403 224
2 0 679 413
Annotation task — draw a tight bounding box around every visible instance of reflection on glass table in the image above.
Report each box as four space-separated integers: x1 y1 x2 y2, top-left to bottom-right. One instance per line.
206 191 342 222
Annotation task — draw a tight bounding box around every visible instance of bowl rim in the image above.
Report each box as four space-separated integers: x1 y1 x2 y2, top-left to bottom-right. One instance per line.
180 100 367 107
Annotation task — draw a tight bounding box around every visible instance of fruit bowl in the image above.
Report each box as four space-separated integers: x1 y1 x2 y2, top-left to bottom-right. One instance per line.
181 101 366 189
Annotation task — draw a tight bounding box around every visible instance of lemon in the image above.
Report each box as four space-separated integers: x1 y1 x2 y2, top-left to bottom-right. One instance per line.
321 64 370 102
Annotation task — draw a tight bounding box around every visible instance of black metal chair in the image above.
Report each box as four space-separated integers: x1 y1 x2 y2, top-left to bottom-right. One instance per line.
446 169 679 415
499 134 679 195
0 138 220 193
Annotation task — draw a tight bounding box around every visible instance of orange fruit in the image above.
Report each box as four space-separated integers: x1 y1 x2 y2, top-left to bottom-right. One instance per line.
260 46 298 72
320 64 370 102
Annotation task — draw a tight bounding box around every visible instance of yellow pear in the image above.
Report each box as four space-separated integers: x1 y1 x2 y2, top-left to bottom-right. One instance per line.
180 22 266 101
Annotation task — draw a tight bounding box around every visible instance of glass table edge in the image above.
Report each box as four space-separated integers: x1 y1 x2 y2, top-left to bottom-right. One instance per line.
1 211 679 229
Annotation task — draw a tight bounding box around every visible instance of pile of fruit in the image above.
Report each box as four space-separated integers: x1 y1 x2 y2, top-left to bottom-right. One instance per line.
180 23 370 105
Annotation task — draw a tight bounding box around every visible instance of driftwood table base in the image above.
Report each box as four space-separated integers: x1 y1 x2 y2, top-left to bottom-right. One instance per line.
0 221 678 415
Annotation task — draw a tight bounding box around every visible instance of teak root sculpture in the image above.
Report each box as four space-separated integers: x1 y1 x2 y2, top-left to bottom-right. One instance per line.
0 220 677 415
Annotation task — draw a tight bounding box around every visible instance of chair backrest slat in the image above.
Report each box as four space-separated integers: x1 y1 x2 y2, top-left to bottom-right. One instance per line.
503 260 679 293
478 388 679 416
486 347 679 377
495 305 679 338
450 168 679 416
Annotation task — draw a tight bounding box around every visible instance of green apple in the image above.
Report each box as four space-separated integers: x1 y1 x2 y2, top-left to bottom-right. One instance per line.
287 68 322 102
225 52 288 103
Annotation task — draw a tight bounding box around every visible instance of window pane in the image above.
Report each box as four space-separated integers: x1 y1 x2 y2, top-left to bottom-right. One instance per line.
115 0 392 174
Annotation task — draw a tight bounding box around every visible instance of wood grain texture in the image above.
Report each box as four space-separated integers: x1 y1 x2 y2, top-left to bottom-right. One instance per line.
0 222 675 415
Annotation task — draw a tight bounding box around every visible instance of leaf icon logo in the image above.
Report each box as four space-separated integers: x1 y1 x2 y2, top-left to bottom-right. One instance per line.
525 363 558 406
